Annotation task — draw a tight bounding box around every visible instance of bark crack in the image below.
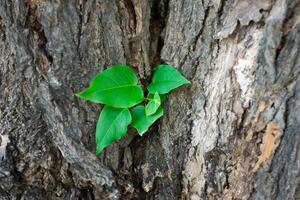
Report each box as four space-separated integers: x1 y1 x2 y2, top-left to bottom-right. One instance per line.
24 0 53 65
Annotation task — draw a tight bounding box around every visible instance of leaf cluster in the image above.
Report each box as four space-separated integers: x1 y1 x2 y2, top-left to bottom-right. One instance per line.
76 65 190 154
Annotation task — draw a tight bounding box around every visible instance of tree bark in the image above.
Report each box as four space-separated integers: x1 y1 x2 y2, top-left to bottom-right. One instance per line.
0 0 299 199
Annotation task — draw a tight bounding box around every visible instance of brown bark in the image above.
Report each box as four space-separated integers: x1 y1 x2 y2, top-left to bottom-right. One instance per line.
0 0 299 199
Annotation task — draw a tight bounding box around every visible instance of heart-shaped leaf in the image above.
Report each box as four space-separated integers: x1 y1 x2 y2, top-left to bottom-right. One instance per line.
96 106 131 154
147 65 190 94
145 92 161 116
76 65 144 108
131 105 163 135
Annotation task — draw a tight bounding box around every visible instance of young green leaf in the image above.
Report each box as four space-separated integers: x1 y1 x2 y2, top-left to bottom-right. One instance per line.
145 92 161 116
131 105 163 135
146 93 166 103
147 65 190 94
96 106 131 154
76 65 144 108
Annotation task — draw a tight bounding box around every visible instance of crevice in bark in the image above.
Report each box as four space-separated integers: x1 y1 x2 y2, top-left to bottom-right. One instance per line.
138 0 169 87
149 0 168 66
24 0 53 64
203 148 228 198
76 0 84 68
129 0 137 31
79 187 95 200
217 0 226 22
192 4 209 51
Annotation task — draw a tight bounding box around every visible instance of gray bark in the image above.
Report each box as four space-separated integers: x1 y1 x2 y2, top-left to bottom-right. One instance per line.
0 0 299 199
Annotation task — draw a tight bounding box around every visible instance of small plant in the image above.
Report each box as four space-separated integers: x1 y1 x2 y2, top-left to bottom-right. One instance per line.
76 65 190 154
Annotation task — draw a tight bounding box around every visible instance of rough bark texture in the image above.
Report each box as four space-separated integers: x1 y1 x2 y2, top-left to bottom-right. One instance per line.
0 0 299 199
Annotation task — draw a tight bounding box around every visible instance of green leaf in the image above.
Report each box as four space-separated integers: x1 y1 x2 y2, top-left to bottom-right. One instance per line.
131 105 163 136
147 92 166 102
147 65 190 94
145 92 161 116
96 106 131 154
76 65 144 108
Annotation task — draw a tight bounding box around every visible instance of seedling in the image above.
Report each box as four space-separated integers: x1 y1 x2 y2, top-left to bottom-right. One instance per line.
76 65 190 154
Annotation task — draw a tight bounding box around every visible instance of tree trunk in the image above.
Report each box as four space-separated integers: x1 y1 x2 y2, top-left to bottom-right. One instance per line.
0 0 299 199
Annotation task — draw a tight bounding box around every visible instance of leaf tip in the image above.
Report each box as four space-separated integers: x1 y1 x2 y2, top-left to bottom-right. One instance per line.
137 130 146 136
96 146 104 155
74 92 81 97
74 90 86 98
